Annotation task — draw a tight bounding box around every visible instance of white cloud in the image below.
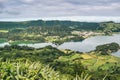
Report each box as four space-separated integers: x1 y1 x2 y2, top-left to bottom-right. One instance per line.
0 0 120 20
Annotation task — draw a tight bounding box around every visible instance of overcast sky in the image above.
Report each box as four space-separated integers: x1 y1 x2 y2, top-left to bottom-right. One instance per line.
0 0 120 21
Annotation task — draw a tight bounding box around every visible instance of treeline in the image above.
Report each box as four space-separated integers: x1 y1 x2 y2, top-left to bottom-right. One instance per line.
0 20 100 30
95 42 120 55
99 21 120 34
0 20 120 33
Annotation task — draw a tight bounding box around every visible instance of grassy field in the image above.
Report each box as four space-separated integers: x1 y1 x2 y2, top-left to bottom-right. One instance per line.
0 39 7 43
57 51 120 72
9 40 39 45
0 30 8 33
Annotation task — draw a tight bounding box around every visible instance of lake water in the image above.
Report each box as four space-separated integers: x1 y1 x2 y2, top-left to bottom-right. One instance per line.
0 42 9 47
19 43 56 48
0 34 120 57
58 34 120 52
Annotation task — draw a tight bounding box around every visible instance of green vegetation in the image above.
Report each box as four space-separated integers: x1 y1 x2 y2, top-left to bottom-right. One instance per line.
9 40 38 45
0 60 92 80
0 30 8 33
95 42 120 55
0 26 85 45
0 20 120 79
0 20 120 32
0 20 120 44
0 20 100 30
0 45 120 80
99 21 120 35
0 39 7 43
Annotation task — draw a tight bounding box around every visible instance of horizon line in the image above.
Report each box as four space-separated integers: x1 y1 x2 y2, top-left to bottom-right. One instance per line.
0 16 120 22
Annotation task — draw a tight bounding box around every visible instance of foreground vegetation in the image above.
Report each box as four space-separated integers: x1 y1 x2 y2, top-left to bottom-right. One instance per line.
0 44 120 80
0 60 92 80
0 20 120 79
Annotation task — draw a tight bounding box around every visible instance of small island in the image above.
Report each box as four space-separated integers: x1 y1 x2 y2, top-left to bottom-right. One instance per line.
95 42 120 55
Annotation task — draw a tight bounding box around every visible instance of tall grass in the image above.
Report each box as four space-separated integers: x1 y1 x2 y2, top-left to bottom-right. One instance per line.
0 59 91 80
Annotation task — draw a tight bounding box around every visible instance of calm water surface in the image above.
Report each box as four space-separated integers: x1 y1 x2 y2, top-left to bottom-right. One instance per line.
0 34 120 57
58 34 120 52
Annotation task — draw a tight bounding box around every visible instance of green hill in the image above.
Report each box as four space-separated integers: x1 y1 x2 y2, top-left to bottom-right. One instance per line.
0 20 120 32
0 45 120 80
0 20 100 30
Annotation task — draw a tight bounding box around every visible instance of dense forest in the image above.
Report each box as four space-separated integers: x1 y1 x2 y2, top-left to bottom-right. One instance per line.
0 20 100 30
0 20 120 32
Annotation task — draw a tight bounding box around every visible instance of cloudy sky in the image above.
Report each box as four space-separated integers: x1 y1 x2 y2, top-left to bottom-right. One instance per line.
0 0 120 21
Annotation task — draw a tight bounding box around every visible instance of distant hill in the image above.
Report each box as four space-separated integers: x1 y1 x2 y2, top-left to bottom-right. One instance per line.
0 20 100 30
0 20 120 32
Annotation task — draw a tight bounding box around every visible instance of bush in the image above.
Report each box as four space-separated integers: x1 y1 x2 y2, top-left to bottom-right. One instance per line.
95 42 120 55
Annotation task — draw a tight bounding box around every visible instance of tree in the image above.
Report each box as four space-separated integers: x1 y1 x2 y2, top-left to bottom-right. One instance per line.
95 42 120 55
